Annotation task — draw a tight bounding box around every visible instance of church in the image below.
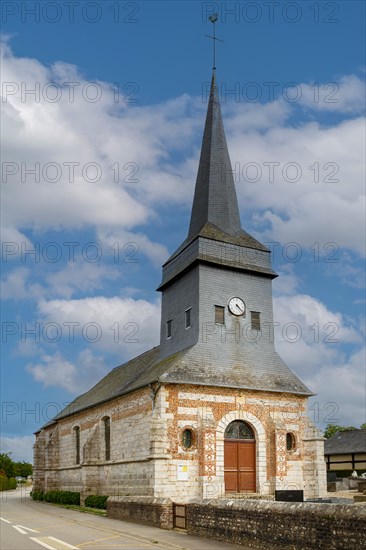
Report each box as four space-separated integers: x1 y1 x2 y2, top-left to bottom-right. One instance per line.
33 70 326 503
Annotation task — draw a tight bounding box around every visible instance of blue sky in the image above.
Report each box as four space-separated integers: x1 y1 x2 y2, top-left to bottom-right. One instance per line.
1 1 365 462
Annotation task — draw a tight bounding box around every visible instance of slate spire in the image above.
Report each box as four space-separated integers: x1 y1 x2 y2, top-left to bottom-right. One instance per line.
188 70 242 239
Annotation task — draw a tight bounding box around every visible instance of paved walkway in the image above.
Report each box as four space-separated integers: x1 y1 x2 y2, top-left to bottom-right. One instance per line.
1 488 245 549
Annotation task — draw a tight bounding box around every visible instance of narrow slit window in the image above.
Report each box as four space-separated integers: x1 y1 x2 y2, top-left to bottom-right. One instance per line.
215 305 225 325
251 311 261 330
185 308 191 329
167 319 172 338
74 426 80 465
286 432 296 452
104 416 111 461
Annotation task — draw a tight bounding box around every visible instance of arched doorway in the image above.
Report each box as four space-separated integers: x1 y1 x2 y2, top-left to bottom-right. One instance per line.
224 420 256 493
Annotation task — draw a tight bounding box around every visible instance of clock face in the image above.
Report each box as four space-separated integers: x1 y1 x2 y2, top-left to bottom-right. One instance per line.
228 297 246 316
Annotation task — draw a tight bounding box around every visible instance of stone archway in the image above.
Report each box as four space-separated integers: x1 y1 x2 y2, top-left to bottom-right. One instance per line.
224 420 256 492
217 410 267 496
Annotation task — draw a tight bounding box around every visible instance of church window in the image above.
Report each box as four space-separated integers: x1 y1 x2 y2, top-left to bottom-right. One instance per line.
185 308 191 328
251 311 261 330
225 420 255 440
215 305 225 324
103 416 111 460
286 432 296 452
167 319 172 338
74 426 80 465
182 428 194 449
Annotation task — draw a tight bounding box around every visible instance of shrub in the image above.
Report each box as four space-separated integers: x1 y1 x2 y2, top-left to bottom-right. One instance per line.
31 491 44 501
43 490 80 505
0 476 17 491
84 495 109 509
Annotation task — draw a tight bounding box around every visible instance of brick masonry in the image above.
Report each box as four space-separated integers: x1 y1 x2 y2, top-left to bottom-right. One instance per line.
34 382 326 502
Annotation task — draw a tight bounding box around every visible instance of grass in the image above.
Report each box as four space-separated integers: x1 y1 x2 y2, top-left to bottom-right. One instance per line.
46 502 107 516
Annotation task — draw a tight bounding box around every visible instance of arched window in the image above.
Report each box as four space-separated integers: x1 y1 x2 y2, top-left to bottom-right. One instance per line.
73 426 80 465
224 420 255 440
103 417 111 461
286 432 296 452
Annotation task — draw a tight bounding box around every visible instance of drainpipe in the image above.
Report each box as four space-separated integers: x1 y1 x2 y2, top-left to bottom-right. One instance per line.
149 382 161 413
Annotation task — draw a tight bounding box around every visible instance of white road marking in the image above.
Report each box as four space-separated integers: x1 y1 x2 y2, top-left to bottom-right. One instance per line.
13 524 39 534
0 517 11 523
48 536 79 549
31 537 78 550
30 538 60 550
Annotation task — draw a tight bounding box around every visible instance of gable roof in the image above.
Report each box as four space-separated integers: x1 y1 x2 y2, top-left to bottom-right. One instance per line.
324 429 366 455
41 342 312 428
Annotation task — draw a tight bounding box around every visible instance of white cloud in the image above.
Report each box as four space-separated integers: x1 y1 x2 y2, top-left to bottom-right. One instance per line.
225 99 291 132
308 347 366 429
229 117 365 257
97 228 169 268
273 293 365 428
0 42 206 236
26 349 109 393
0 435 34 463
1 227 34 261
274 292 361 349
1 43 365 260
1 267 30 299
299 74 365 114
272 264 299 296
45 261 119 299
37 295 161 357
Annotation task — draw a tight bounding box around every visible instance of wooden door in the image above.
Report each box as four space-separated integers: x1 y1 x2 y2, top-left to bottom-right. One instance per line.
224 440 256 493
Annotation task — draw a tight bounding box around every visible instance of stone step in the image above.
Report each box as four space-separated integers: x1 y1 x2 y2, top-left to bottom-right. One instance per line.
225 493 274 500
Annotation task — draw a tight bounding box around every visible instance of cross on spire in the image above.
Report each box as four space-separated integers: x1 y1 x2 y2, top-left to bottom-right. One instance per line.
205 13 224 70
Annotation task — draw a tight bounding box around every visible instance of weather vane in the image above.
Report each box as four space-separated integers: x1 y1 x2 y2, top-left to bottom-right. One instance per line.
205 13 224 70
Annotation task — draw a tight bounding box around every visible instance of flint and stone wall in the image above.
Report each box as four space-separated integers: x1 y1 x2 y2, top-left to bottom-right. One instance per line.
107 496 173 529
33 384 326 502
186 499 366 550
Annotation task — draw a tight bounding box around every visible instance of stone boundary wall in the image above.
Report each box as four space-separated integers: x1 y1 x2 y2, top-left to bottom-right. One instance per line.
186 499 366 550
107 496 173 530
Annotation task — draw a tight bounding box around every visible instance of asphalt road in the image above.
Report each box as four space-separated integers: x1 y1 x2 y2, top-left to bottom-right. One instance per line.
0 487 243 550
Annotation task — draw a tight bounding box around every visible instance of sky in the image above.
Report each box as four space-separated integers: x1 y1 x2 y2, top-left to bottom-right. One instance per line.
1 0 365 463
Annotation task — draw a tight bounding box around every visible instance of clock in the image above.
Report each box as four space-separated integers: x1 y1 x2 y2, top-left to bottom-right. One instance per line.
228 297 246 316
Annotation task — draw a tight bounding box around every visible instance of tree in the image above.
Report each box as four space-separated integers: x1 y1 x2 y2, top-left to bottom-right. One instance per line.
0 453 15 478
360 423 366 430
14 461 33 478
324 424 356 439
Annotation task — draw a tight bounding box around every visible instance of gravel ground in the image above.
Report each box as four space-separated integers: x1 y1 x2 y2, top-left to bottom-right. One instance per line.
326 489 366 504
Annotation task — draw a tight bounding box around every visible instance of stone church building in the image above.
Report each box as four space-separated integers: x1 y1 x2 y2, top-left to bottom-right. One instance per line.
34 71 326 503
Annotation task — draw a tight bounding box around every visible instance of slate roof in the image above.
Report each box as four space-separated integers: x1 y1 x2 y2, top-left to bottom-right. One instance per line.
188 70 243 240
43 342 312 426
40 70 312 429
166 222 269 266
324 429 366 455
162 72 271 282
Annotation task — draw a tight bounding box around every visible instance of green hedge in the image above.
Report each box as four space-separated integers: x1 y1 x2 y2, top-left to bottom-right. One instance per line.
84 495 109 509
31 491 44 501
0 476 17 491
43 491 80 505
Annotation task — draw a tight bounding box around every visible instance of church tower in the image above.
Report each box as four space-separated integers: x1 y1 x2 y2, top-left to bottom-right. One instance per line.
33 68 327 507
157 71 309 397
